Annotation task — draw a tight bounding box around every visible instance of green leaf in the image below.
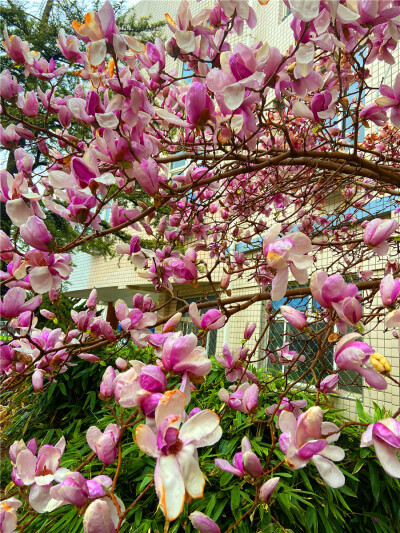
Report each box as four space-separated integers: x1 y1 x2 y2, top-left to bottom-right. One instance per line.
231 485 240 508
368 462 380 503
205 494 216 516
356 399 371 423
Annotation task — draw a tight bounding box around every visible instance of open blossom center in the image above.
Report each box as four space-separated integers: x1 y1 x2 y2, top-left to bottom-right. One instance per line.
37 466 53 476
168 438 183 454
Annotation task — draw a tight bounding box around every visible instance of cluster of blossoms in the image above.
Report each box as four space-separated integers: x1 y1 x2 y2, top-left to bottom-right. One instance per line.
1 0 400 530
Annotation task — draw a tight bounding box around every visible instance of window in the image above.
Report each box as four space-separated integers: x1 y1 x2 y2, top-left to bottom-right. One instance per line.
261 285 362 395
282 2 291 21
179 62 193 85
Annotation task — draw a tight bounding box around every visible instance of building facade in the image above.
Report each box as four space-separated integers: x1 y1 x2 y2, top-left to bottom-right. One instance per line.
65 0 400 415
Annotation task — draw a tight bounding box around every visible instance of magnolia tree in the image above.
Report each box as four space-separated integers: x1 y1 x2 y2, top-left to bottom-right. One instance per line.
1 0 400 531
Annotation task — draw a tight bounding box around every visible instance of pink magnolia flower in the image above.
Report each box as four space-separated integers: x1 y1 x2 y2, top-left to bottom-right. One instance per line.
332 296 362 332
140 365 167 393
376 72 400 127
20 216 54 251
100 366 116 398
0 343 14 374
112 361 144 402
0 230 13 261
2 28 38 66
0 70 23 100
0 287 41 318
218 382 259 414
380 274 400 306
385 309 400 329
0 498 22 533
161 332 212 377
360 103 387 126
320 374 339 393
280 305 308 330
263 224 313 301
17 91 39 116
109 361 165 417
132 158 159 196
86 288 97 308
86 424 120 464
278 406 345 488
215 344 248 382
266 397 307 424
135 389 222 521
243 322 256 340
167 255 198 284
57 29 83 62
11 436 70 513
360 418 400 478
279 343 306 367
189 303 226 331
185 82 215 128
50 472 89 507
334 333 387 390
363 218 399 256
50 473 112 508
115 299 157 346
215 436 263 478
259 477 280 503
287 0 320 22
22 250 73 294
310 272 358 308
83 496 124 533
189 511 221 533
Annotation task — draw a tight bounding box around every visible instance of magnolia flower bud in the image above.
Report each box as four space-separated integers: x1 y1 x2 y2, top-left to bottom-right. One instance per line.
87 289 97 309
243 450 263 477
259 477 280 503
244 322 256 340
100 366 116 398
185 248 197 262
40 309 56 320
32 369 44 391
83 499 115 533
320 374 339 393
158 215 167 233
380 274 400 306
280 305 308 330
220 273 231 289
20 216 54 252
189 511 221 533
163 312 182 332
115 357 129 370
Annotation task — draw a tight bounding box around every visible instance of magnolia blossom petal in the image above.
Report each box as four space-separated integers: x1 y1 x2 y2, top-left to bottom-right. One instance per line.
223 83 245 110
177 446 205 498
373 439 400 478
158 454 185 521
6 199 30 227
179 410 220 447
271 268 289 301
214 458 243 477
311 455 345 488
134 424 158 457
155 389 186 427
87 40 107 66
29 483 64 513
